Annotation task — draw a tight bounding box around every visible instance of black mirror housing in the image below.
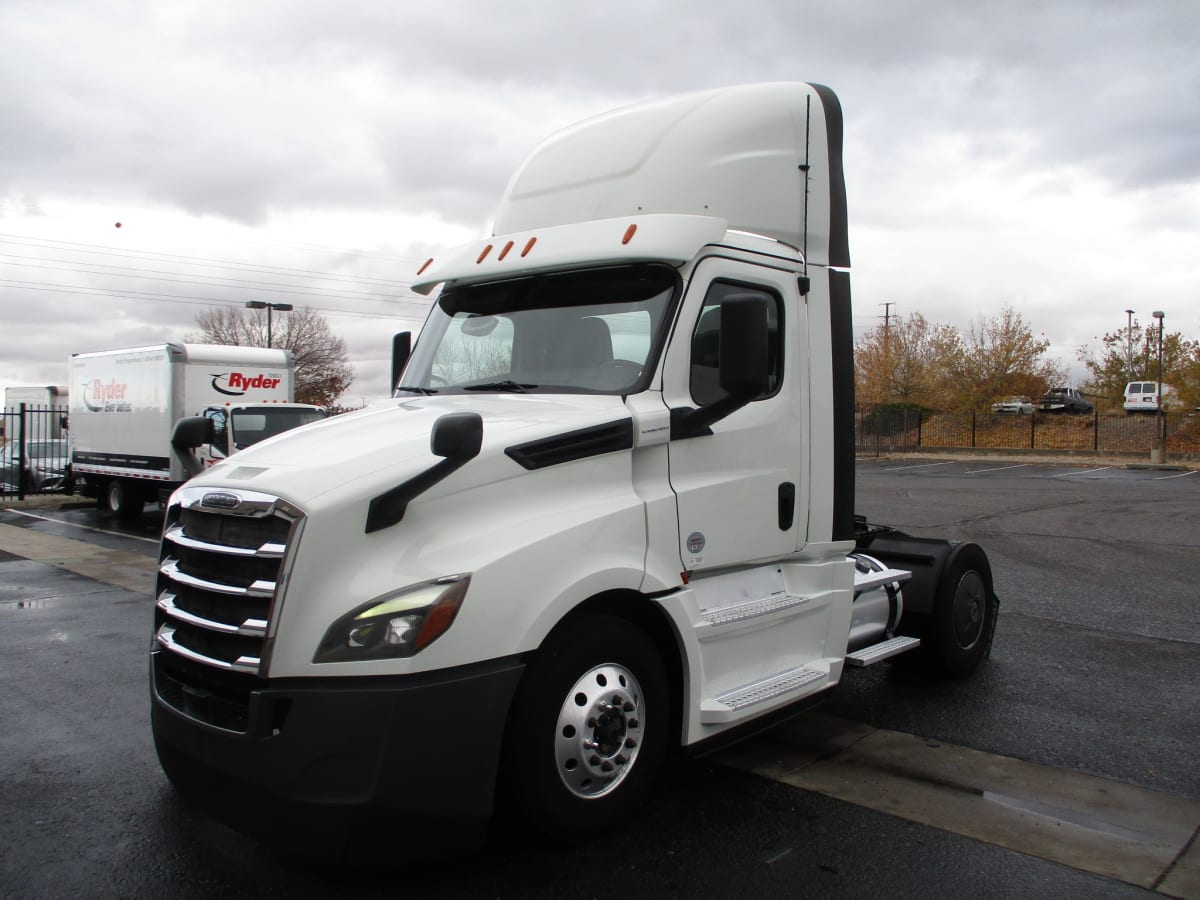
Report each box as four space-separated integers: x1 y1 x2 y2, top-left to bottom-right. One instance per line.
718 296 770 398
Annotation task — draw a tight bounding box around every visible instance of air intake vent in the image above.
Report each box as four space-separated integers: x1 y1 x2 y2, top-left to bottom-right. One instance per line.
505 419 633 470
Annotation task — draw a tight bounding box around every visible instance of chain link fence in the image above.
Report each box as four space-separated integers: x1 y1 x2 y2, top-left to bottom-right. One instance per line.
856 406 1200 459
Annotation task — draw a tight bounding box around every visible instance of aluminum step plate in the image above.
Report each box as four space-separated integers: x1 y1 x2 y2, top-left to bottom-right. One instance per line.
845 635 921 667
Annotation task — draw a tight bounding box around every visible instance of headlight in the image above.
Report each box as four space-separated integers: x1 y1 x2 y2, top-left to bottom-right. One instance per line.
314 575 470 663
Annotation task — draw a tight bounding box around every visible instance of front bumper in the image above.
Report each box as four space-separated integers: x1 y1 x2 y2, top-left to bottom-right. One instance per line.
150 647 525 862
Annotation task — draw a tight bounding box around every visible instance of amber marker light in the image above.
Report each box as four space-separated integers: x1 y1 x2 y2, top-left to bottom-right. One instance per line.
521 237 537 257
417 258 434 275
622 224 638 245
476 244 493 264
498 240 514 260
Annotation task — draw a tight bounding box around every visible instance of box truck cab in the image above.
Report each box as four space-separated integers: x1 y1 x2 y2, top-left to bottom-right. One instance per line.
152 83 999 860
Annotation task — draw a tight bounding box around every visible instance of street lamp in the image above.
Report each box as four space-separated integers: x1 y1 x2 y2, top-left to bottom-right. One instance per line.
1151 310 1165 464
245 301 294 347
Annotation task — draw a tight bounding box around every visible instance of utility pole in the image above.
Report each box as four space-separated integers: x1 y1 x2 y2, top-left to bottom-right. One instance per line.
1124 309 1135 380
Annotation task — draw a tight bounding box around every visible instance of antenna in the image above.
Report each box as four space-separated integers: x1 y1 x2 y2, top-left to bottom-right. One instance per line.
800 95 811 274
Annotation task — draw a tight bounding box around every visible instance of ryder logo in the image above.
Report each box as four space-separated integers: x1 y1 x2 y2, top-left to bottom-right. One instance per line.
83 378 130 412
211 372 283 397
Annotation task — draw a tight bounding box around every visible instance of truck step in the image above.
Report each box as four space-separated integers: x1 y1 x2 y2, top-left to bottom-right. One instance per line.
700 592 812 628
701 666 826 722
845 635 921 667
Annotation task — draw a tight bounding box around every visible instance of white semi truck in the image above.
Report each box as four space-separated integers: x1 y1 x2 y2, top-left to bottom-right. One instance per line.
152 83 999 860
69 343 325 519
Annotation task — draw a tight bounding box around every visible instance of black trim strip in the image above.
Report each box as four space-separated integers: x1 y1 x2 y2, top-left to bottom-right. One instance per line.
810 84 850 269
505 420 633 470
71 450 170 471
829 269 855 542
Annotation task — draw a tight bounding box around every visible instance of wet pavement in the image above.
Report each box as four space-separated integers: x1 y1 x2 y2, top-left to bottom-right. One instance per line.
1 461 1197 898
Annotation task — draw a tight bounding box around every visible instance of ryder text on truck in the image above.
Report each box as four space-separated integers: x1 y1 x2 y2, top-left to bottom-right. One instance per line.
152 83 999 859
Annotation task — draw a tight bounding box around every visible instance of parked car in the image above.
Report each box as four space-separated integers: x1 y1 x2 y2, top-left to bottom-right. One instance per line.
991 395 1035 415
0 439 69 492
1040 387 1093 414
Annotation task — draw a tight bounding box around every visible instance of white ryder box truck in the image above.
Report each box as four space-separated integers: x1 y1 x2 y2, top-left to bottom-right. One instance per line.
69 342 325 519
153 83 999 860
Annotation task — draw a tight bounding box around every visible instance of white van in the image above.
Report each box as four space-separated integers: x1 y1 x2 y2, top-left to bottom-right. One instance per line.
1123 381 1173 413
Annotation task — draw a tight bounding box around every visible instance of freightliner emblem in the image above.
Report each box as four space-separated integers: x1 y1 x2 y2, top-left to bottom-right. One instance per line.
200 492 241 510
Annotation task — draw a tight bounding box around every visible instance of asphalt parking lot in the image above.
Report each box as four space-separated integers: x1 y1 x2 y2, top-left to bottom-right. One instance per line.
0 458 1197 898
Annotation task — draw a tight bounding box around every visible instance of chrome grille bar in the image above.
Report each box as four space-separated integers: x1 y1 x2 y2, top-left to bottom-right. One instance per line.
156 591 267 637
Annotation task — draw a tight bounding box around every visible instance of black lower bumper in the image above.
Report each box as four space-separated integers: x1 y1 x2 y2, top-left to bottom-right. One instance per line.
150 649 525 862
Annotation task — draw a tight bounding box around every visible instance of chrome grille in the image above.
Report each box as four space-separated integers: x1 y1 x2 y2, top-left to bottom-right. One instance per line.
154 486 303 686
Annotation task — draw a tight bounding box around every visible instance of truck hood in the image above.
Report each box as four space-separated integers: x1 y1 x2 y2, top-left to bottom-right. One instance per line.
190 393 634 511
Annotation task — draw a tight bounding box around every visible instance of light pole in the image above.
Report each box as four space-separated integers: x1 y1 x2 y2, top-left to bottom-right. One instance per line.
245 301 294 348
1151 310 1165 464
1124 308 1135 381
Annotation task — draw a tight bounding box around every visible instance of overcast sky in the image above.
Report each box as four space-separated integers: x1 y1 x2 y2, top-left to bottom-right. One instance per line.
2 0 1198 404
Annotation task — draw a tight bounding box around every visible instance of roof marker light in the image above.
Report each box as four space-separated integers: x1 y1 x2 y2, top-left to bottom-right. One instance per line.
622 224 638 245
521 237 537 257
476 244 493 264
498 240 514 261
417 258 434 276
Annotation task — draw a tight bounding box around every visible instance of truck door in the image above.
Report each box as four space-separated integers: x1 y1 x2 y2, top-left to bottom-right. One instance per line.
662 258 807 572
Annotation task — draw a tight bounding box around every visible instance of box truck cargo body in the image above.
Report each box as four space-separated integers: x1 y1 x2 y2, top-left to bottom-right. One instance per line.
69 343 324 517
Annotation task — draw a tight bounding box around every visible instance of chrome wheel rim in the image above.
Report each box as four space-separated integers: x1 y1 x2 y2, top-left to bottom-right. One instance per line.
554 663 644 799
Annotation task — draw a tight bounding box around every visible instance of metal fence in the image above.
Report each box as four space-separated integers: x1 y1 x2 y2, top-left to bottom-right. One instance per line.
856 407 1200 458
1 405 70 500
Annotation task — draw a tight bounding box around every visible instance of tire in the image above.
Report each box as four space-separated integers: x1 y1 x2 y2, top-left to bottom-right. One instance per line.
500 613 669 842
924 542 998 678
102 479 144 521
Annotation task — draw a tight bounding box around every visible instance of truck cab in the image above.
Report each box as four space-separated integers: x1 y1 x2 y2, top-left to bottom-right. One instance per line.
150 83 998 861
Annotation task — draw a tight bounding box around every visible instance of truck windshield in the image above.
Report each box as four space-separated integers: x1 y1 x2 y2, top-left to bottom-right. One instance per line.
400 265 678 395
230 407 326 450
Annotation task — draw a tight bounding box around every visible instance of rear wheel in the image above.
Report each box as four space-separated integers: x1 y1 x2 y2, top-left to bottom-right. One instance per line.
925 543 997 677
102 479 144 521
500 613 668 842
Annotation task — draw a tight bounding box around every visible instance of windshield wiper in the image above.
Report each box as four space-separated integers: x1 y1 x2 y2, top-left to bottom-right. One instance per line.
463 380 537 393
395 386 438 395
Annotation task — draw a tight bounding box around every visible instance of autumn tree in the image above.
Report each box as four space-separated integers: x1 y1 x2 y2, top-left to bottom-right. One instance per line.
1079 322 1200 411
188 306 355 407
855 312 960 410
943 305 1063 411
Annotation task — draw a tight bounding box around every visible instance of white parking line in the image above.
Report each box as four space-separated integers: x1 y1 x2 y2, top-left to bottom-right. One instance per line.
881 461 956 472
966 464 1030 475
4 508 159 544
1155 469 1199 480
1048 466 1113 478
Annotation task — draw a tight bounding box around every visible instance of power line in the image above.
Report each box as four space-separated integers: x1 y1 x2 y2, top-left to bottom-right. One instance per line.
0 233 419 288
0 254 422 304
0 278 431 319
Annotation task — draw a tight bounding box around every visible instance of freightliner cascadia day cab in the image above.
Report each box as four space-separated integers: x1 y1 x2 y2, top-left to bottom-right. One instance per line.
69 343 326 519
154 83 999 859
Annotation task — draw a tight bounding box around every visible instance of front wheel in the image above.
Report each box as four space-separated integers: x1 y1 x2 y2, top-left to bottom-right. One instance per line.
500 614 669 842
101 479 144 521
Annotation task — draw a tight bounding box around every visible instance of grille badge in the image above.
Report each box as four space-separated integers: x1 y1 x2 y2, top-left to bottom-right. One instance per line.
201 491 241 510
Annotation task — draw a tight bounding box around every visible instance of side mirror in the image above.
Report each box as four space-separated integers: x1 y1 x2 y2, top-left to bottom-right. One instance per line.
672 296 771 439
365 412 484 533
431 411 484 461
171 416 215 478
392 332 412 393
718 296 770 398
